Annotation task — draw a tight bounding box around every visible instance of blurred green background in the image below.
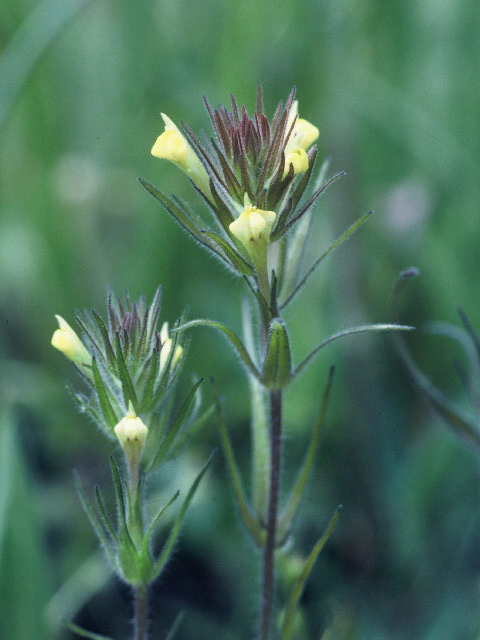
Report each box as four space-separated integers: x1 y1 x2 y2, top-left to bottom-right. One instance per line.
2 0 480 638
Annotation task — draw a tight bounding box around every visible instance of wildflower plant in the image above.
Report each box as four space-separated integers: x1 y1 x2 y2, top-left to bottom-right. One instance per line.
141 86 412 639
52 288 213 639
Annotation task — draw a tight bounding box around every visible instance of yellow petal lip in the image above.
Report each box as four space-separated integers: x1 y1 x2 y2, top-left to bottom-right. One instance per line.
229 204 276 254
284 148 309 177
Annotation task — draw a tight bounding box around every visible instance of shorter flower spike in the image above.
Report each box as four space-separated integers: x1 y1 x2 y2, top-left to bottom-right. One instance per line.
151 113 210 194
51 315 90 367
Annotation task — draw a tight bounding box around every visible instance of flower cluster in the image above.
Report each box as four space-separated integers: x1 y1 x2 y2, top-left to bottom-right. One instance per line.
142 86 338 317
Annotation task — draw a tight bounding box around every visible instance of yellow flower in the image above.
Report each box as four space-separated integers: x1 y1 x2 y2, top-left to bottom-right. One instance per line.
151 113 210 193
159 322 183 372
51 315 90 366
283 101 319 177
114 410 148 462
229 201 276 259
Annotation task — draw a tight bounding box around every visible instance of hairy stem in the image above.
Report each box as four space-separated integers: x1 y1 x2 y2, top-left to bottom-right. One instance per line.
260 389 282 640
134 584 148 640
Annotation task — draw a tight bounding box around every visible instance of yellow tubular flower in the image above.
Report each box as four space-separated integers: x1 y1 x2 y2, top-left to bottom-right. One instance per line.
114 411 148 462
151 113 210 194
159 322 183 372
51 315 90 366
229 203 276 259
283 101 319 177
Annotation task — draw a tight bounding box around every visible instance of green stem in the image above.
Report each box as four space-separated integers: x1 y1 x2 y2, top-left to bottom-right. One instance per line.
134 584 148 640
260 389 282 640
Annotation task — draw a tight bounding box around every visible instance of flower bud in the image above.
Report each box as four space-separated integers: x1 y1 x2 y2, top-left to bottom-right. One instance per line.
151 113 210 194
229 204 276 259
51 315 90 366
114 411 148 464
159 322 183 373
284 148 309 177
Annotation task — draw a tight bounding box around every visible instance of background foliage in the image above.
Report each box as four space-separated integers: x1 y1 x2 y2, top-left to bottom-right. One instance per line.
1 0 480 638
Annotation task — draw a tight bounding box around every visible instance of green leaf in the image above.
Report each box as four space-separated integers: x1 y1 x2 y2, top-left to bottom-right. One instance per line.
64 620 114 640
91 357 118 431
167 404 215 460
202 230 255 276
153 451 215 579
94 486 119 546
108 457 136 551
139 347 160 413
140 490 180 563
114 332 138 410
73 472 117 569
271 171 345 242
294 323 414 381
139 178 226 261
280 506 341 640
211 379 265 546
173 319 260 379
281 210 373 309
261 318 292 390
164 611 185 640
278 367 335 542
151 379 204 468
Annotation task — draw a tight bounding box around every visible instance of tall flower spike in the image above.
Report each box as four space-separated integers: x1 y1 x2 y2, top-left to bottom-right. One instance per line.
151 113 210 194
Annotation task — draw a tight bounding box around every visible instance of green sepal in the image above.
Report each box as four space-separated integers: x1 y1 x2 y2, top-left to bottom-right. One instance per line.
211 379 265 546
152 451 215 580
202 230 255 276
280 506 342 640
91 357 118 431
261 318 292 390
278 367 335 543
173 319 260 380
64 619 114 640
293 323 414 381
114 332 138 411
73 471 117 570
281 210 373 309
150 378 204 470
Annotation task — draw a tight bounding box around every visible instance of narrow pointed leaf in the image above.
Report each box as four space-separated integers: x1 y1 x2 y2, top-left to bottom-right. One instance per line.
94 486 119 546
139 348 159 413
211 379 265 546
281 210 373 309
114 332 137 410
141 490 180 558
152 379 204 468
173 319 260 379
165 611 185 640
91 357 118 431
153 451 215 578
109 456 136 551
280 506 341 640
261 318 292 389
167 404 215 460
202 231 255 276
278 367 334 542
294 324 414 380
272 171 345 241
73 472 117 568
139 178 222 257
64 620 113 640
